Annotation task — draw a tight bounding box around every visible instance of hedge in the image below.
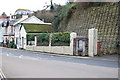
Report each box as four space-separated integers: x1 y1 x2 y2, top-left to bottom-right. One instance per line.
27 32 70 46
51 32 70 46
27 34 35 41
27 33 49 46
37 33 49 46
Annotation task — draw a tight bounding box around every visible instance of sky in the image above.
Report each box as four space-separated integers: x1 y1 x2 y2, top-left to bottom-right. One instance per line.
0 0 67 16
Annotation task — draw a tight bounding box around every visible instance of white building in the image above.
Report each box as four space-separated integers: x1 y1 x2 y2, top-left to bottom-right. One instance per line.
14 15 53 49
0 27 4 43
13 15 29 49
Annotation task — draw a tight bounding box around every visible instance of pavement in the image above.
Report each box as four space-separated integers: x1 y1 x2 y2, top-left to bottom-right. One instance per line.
1 47 119 62
31 50 118 62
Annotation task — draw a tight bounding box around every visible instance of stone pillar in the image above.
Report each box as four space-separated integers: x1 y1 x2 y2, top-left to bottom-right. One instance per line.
35 36 37 46
70 32 77 55
88 28 98 57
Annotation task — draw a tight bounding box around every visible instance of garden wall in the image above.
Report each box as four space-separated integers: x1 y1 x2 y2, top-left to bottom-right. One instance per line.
26 46 73 55
26 32 74 55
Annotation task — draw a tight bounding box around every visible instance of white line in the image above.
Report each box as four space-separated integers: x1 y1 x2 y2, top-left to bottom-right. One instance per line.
18 55 23 58
6 54 9 56
0 69 7 80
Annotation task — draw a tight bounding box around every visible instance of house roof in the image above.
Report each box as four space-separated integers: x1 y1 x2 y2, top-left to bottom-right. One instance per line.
16 9 29 11
23 24 54 33
13 17 28 25
21 16 44 24
13 16 45 25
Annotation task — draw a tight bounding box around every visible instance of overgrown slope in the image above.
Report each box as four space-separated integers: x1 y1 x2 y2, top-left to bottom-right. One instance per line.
52 2 119 54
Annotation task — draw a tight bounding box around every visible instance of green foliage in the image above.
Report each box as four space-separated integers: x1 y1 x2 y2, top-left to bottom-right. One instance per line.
37 33 49 46
95 2 104 6
27 32 70 46
51 32 70 46
27 34 35 41
16 14 22 19
116 40 120 48
7 41 17 49
6 40 9 46
27 33 49 46
52 3 77 31
50 5 54 11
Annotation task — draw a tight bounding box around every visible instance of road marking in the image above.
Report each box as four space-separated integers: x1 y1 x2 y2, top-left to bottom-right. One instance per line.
51 56 54 57
19 55 23 58
0 69 7 80
6 54 9 56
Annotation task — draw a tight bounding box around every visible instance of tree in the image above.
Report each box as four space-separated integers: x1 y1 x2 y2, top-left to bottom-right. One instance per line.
67 0 74 4
50 0 54 11
1 12 7 17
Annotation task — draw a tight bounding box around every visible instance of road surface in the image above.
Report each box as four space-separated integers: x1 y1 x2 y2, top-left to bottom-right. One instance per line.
0 47 118 78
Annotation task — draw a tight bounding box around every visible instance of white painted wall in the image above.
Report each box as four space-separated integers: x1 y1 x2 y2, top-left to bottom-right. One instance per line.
26 32 77 55
15 25 21 38
0 27 4 42
14 25 21 48
20 26 27 49
13 15 28 48
26 46 73 55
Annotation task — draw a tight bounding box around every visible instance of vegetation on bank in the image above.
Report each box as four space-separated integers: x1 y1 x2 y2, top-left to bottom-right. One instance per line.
52 3 77 31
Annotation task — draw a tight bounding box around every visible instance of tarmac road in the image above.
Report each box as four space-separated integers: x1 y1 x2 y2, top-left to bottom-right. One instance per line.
0 47 118 78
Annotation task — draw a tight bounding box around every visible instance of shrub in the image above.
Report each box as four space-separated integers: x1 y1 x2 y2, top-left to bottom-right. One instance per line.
37 33 49 46
51 32 70 46
27 34 35 41
27 32 70 46
7 41 17 49
13 44 17 48
27 33 36 45
52 3 77 31
27 33 50 46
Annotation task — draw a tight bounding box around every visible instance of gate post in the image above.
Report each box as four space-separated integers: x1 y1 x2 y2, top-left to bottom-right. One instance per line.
88 28 98 57
49 33 52 47
35 36 37 46
70 32 77 55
